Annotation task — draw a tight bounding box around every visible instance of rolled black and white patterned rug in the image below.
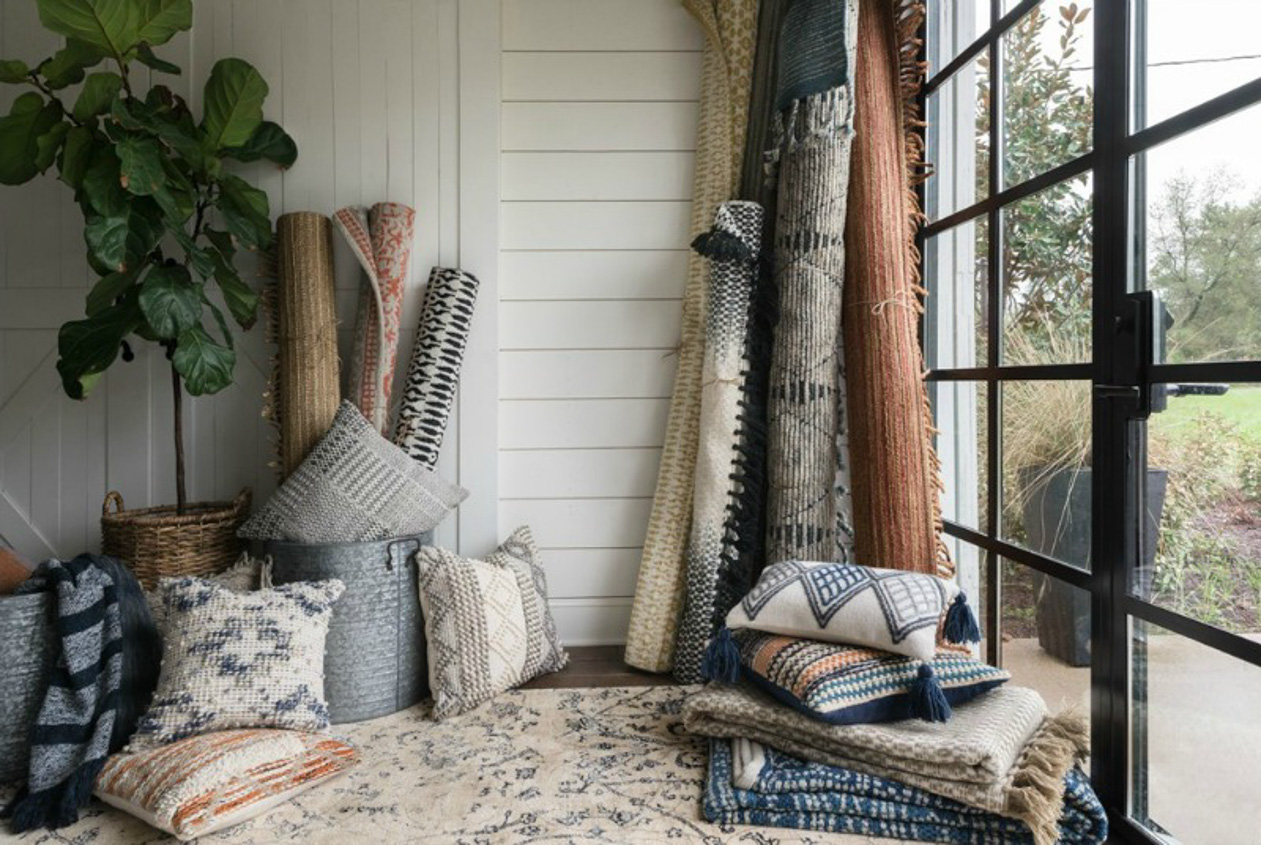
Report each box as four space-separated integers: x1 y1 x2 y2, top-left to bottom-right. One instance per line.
673 201 764 684
764 0 859 566
393 267 480 469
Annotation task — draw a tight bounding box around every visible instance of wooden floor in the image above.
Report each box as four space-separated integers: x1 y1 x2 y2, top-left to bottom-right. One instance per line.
519 646 678 689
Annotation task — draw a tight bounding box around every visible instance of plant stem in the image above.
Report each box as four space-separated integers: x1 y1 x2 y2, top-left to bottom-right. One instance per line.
171 359 187 515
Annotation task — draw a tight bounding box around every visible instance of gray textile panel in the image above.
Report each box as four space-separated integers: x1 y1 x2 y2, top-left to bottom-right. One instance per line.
267 533 431 724
0 593 55 783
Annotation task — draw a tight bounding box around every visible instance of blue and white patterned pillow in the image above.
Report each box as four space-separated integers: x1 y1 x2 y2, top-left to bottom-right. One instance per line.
724 560 978 661
128 577 344 750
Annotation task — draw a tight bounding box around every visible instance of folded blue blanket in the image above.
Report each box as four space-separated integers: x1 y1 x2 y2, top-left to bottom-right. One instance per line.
704 738 1107 844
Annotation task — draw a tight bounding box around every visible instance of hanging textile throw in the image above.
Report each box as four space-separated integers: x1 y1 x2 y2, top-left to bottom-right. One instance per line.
393 267 480 469
843 0 951 577
335 203 416 435
764 0 860 566
672 201 765 685
624 0 760 674
267 212 341 479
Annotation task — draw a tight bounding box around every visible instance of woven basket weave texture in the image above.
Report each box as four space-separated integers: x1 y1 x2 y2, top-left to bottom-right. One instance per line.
0 593 54 783
266 532 431 724
100 489 251 591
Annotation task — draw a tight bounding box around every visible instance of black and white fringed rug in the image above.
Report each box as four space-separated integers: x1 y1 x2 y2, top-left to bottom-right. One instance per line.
764 0 860 566
673 201 766 684
393 267 480 469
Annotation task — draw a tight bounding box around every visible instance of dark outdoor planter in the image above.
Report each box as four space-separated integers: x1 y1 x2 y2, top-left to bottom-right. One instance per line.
1019 467 1168 666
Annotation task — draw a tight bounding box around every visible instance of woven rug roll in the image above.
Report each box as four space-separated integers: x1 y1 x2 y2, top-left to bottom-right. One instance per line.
843 0 951 577
764 0 859 567
335 203 416 435
673 201 764 684
270 212 340 478
393 267 480 469
624 0 760 674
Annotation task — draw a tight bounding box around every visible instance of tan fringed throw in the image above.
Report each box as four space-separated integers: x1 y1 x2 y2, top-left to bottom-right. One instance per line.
268 212 341 479
843 0 952 577
624 0 759 674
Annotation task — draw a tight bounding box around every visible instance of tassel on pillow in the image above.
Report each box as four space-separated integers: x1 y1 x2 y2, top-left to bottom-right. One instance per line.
943 593 982 645
701 627 742 684
909 664 952 722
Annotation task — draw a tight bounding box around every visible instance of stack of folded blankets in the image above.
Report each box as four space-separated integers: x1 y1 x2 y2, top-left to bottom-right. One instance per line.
685 560 1107 845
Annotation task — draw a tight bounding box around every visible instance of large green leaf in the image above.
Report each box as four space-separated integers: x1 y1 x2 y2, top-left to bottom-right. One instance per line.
136 0 191 45
138 263 200 338
84 199 163 271
135 43 179 75
39 38 106 89
72 71 122 121
81 146 127 215
35 122 69 172
0 93 63 185
151 159 194 224
115 135 164 195
210 251 258 329
200 58 266 150
0 59 30 83
85 267 139 315
173 323 234 395
172 228 213 277
56 296 143 399
58 125 95 189
222 120 297 168
215 173 272 250
37 0 139 59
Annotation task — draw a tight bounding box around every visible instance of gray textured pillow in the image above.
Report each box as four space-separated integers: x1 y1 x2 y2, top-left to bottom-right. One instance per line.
239 401 467 543
417 526 568 719
129 577 345 750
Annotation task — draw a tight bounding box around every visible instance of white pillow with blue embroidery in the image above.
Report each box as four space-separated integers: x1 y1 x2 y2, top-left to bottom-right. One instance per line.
715 560 979 664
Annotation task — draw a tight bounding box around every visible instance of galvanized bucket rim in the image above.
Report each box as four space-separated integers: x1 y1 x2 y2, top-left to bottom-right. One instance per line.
264 533 431 553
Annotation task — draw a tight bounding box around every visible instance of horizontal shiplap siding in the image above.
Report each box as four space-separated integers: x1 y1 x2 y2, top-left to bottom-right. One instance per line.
499 0 700 644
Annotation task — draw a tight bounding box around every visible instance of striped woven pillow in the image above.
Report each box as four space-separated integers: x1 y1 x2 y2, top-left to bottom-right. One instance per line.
95 730 357 840
735 630 1009 725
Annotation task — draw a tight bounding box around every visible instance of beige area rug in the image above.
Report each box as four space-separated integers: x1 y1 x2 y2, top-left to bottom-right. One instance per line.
5 686 897 844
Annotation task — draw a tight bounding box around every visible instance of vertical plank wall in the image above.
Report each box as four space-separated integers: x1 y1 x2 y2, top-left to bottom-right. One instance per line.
0 0 479 559
499 0 702 643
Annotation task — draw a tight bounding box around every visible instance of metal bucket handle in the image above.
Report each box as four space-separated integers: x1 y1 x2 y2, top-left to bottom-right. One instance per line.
386 535 426 710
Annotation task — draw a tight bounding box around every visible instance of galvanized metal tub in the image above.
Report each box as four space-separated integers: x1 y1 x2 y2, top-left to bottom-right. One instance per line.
0 592 55 782
266 533 430 724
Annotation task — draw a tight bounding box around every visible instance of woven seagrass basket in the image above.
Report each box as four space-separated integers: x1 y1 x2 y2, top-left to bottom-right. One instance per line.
0 592 55 783
100 488 251 590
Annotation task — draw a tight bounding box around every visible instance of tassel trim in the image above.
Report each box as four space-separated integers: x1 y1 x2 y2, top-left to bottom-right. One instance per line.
1004 709 1090 845
701 627 742 684
909 663 951 722
943 593 982 644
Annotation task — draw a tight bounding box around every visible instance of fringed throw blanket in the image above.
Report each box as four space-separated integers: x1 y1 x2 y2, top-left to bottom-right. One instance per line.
393 268 480 469
335 203 416 435
764 0 860 566
704 738 1107 844
5 555 159 832
683 682 1089 845
625 0 759 674
267 212 341 479
843 0 951 576
673 201 765 684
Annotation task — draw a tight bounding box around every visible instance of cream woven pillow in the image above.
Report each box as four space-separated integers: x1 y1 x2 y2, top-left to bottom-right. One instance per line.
417 526 567 719
129 578 344 750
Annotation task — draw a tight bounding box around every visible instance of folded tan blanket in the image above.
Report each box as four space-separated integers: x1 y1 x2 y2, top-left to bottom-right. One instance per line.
682 682 1087 845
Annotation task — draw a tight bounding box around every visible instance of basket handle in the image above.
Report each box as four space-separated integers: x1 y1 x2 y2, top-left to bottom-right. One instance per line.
102 491 125 516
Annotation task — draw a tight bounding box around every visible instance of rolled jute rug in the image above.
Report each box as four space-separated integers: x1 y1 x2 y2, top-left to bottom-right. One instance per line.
267 212 341 478
843 0 951 577
672 200 765 685
624 0 760 674
393 267 480 469
764 0 860 567
335 203 416 435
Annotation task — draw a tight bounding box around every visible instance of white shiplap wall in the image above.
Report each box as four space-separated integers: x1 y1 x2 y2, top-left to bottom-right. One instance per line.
499 0 702 644
0 0 498 560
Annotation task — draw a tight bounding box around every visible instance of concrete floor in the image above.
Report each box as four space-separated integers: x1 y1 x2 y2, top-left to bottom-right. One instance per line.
1004 635 1261 845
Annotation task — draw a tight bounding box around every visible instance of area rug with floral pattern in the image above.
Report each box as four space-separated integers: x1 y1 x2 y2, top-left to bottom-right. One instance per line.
5 686 892 844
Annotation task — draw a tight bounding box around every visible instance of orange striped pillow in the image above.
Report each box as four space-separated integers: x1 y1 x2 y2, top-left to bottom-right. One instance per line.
95 729 357 840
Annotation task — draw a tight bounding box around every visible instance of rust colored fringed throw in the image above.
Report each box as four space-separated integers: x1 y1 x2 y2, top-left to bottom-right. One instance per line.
267 212 341 479
843 0 951 578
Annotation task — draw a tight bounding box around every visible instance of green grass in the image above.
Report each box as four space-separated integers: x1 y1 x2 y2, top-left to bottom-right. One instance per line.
1153 385 1261 445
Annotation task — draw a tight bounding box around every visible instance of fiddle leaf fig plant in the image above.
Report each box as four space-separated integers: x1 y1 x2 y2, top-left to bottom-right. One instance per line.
0 0 296 511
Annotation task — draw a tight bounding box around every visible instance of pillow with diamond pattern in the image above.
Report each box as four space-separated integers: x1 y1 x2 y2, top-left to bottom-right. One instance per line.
417 525 567 719
723 560 979 662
